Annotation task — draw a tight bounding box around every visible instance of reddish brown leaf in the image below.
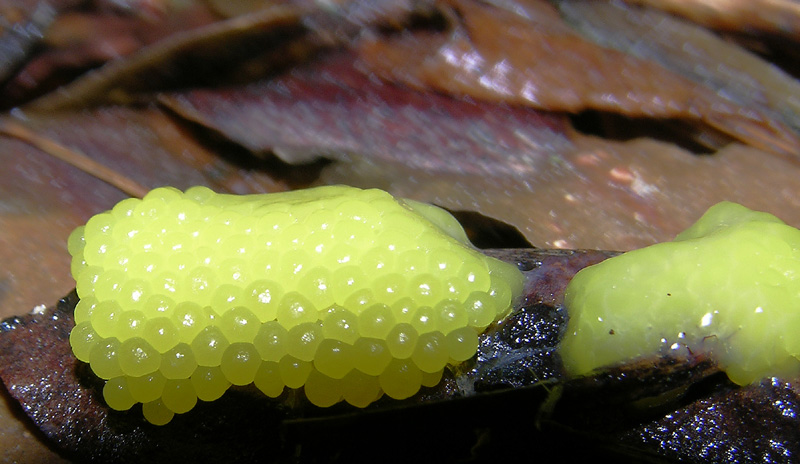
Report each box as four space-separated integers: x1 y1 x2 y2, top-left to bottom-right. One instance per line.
556 0 800 151
159 50 569 166
623 0 800 41
357 0 800 156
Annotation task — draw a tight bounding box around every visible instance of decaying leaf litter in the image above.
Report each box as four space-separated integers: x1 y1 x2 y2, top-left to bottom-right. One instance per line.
0 0 799 462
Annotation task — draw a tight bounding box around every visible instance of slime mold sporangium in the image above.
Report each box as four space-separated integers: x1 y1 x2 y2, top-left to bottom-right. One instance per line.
67 185 523 425
560 201 800 386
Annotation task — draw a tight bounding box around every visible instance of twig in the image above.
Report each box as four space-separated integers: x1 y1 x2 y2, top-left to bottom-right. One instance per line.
0 117 149 198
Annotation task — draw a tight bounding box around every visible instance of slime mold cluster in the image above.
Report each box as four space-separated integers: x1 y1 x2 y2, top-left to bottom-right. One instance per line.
68 185 523 425
561 201 800 386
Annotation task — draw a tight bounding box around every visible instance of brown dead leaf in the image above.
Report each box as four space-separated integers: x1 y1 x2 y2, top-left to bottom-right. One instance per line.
0 1 223 109
357 0 800 156
623 0 800 41
557 1 800 147
321 135 800 250
22 4 313 111
158 51 569 166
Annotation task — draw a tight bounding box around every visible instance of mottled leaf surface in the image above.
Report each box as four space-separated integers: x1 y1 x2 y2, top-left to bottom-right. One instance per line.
321 135 800 250
159 51 569 167
357 0 800 156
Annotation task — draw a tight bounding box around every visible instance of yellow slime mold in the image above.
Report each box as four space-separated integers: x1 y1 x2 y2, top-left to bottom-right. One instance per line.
561 201 800 385
68 185 523 425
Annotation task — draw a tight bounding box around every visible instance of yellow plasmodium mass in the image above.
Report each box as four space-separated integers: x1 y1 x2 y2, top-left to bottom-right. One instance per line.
68 185 523 424
560 201 800 385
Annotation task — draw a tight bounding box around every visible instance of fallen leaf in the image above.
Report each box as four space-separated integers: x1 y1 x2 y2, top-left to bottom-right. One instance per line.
357 0 800 156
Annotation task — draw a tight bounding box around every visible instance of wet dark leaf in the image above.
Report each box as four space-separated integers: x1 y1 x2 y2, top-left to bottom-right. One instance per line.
1 249 798 463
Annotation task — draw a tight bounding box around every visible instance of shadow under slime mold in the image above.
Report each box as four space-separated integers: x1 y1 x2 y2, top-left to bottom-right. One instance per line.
1 249 799 463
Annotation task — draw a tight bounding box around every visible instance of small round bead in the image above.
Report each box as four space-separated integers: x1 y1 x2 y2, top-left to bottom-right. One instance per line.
411 332 448 373
75 266 102 298
357 304 396 339
276 292 318 329
161 378 198 414
407 274 443 308
385 323 418 359
217 257 249 285
322 307 359 344
171 301 207 344
410 306 438 334
313 339 355 379
128 371 166 403
329 265 367 304
116 310 147 341
118 279 151 312
379 358 422 400
303 369 342 407
278 356 312 389
191 326 230 367
487 258 525 299
143 317 179 353
142 399 174 426
67 225 86 256
93 269 127 303
242 280 283 323
160 343 198 379
90 300 123 339
220 343 261 386
435 299 468 335
191 366 231 402
370 274 406 306
210 284 243 316
445 327 479 362
360 247 395 276
219 306 260 343
103 376 135 411
459 258 491 292
119 337 161 377
463 291 497 329
428 248 463 274
254 361 284 398
421 369 443 388
89 338 123 379
111 197 140 220
286 322 323 362
71 256 89 281
253 321 289 362
488 278 513 318
352 338 392 376
390 297 416 324
296 267 335 310
341 370 382 408
141 294 175 319
184 266 218 304
69 321 98 362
